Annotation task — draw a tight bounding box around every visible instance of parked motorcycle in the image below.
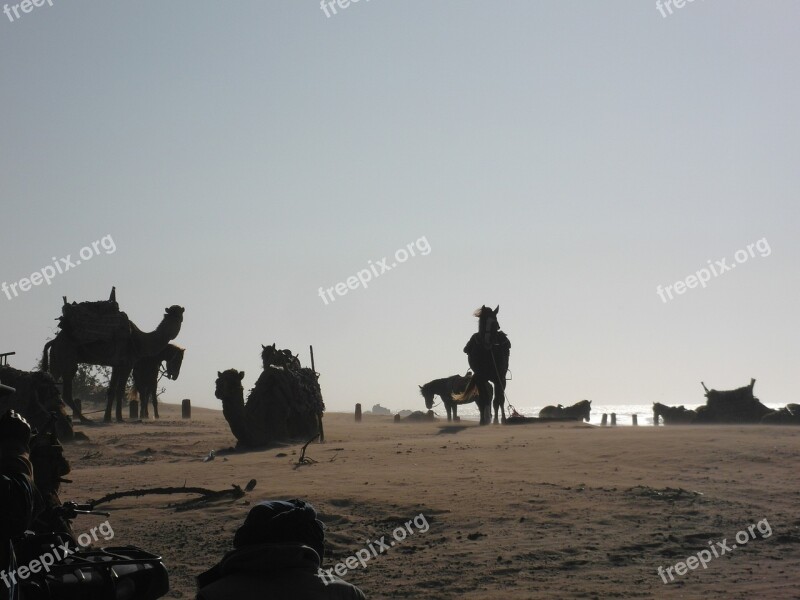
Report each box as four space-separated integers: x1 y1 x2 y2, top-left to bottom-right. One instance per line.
13 501 169 600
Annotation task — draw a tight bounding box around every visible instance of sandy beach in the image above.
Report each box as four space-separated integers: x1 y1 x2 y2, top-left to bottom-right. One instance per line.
59 404 800 599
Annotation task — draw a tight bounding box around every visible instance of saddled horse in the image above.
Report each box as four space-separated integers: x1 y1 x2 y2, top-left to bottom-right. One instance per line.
132 343 185 419
539 399 592 422
452 305 510 425
652 402 697 425
419 372 471 422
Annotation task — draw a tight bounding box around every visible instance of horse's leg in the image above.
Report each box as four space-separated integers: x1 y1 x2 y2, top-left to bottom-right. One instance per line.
496 378 507 424
489 380 501 424
152 387 159 419
477 379 491 425
453 403 459 422
445 401 452 422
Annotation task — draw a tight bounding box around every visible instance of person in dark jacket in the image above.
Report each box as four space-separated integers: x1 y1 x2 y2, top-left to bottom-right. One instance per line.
197 499 365 600
0 408 36 600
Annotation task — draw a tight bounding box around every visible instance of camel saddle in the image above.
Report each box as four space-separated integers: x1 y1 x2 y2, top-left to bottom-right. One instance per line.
58 299 131 346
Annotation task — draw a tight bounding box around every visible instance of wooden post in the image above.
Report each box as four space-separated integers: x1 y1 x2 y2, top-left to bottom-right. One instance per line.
182 399 191 419
601 413 608 426
355 403 362 422
129 399 139 419
632 414 638 426
610 412 617 426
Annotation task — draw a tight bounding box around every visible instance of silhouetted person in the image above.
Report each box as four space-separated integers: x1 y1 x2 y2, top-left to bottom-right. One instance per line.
0 408 35 600
196 499 365 600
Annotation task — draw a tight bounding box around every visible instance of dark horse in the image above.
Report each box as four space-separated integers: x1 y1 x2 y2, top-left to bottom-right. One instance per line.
452 305 510 425
652 402 697 425
419 372 471 422
132 343 185 419
539 399 592 422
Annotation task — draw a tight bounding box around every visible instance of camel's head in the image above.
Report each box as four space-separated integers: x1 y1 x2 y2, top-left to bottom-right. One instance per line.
164 306 185 321
164 346 185 380
215 369 244 400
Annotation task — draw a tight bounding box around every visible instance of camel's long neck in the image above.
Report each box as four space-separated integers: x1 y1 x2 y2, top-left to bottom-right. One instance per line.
221 387 263 447
155 317 182 343
136 318 182 357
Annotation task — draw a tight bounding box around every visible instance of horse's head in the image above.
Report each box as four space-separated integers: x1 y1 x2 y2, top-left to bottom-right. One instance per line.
215 369 244 400
474 305 500 333
419 384 435 409
261 343 278 368
165 346 185 380
580 399 592 421
652 402 662 424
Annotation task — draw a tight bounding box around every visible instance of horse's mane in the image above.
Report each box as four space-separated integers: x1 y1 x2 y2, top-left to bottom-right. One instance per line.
420 378 449 396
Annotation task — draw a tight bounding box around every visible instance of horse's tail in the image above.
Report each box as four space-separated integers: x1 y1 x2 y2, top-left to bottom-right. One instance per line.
452 377 478 403
41 340 53 373
127 387 139 404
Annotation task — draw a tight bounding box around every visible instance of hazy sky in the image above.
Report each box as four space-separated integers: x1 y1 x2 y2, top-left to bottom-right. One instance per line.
1 1 798 414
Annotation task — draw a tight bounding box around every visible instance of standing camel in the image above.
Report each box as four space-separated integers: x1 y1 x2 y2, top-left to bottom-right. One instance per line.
42 305 184 422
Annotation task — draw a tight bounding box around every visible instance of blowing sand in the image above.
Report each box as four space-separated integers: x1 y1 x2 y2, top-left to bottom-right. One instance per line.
62 404 800 599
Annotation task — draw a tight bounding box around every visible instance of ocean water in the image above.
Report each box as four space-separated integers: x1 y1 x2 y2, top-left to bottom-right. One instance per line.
432 403 787 426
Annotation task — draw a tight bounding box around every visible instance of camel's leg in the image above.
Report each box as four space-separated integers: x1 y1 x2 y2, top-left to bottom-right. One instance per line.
139 390 149 419
104 369 117 423
116 366 131 422
61 366 81 419
138 376 149 418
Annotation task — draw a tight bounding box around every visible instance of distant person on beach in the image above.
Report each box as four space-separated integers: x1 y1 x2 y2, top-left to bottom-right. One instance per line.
196 499 366 600
0 408 36 600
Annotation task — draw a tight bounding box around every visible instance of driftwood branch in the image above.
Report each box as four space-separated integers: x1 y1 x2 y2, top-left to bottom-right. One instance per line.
90 479 257 508
295 434 320 467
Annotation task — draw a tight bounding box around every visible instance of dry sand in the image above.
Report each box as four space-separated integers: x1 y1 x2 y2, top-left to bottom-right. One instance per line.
61 404 800 599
